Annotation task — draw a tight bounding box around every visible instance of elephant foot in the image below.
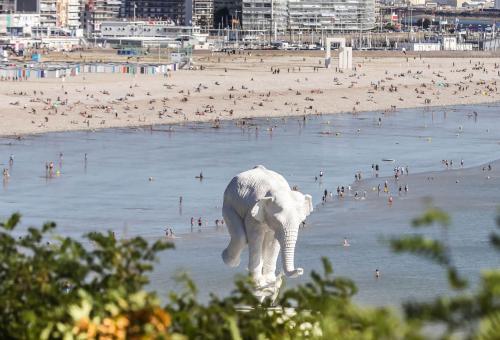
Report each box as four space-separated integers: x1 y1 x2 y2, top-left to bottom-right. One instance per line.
284 268 303 278
252 275 283 305
222 249 240 267
262 272 277 286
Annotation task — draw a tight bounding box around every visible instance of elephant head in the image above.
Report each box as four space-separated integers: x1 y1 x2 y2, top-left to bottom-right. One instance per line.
250 191 313 278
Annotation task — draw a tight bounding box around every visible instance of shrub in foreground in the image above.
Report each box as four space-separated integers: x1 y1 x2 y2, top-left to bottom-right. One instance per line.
0 208 498 339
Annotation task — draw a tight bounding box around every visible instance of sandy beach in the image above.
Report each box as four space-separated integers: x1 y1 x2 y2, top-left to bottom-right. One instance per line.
1 51 499 136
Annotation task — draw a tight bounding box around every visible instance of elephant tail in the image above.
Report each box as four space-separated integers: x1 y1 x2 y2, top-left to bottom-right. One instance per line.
222 203 247 267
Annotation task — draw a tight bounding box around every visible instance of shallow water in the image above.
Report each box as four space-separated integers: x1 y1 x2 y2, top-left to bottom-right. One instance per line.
1 103 499 304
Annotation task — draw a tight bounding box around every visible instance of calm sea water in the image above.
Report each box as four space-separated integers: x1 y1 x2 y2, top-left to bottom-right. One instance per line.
1 103 499 304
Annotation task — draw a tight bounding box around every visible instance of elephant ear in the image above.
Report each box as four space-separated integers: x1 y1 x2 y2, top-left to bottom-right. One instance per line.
304 194 313 216
250 197 274 223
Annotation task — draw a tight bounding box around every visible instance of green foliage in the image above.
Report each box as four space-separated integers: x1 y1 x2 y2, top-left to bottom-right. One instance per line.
411 207 451 228
166 258 419 340
0 213 172 339
0 206 499 339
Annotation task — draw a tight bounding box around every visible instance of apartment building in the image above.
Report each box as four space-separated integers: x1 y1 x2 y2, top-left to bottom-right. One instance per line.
288 0 376 32
192 0 213 29
241 0 288 32
84 0 121 33
120 0 188 24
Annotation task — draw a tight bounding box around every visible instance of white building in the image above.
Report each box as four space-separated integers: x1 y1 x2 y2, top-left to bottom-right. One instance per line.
288 0 376 33
67 0 81 29
241 0 288 32
192 0 214 30
0 14 40 36
39 0 57 27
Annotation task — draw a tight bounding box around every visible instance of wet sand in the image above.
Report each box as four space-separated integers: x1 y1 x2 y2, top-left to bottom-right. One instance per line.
1 53 499 136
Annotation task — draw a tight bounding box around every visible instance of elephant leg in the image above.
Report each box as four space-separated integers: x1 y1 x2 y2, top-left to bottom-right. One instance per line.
245 216 265 285
222 205 246 267
262 231 280 284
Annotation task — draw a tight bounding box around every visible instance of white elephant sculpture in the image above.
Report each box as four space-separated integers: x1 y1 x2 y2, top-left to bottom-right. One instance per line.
222 165 313 291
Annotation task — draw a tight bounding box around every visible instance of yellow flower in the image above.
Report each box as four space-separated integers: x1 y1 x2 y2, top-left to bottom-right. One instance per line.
115 315 130 329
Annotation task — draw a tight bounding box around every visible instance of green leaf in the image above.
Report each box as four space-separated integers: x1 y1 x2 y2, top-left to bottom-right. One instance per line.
411 207 450 228
390 236 450 266
1 213 21 230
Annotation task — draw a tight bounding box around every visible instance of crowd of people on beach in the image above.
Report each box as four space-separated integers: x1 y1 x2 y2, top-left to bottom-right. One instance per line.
1 51 499 137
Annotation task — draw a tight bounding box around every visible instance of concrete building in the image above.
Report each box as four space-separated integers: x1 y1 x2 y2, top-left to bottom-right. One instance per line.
241 0 288 32
0 13 40 35
495 0 500 8
39 0 57 27
83 0 121 34
192 0 213 30
288 0 376 33
120 0 188 24
66 0 80 29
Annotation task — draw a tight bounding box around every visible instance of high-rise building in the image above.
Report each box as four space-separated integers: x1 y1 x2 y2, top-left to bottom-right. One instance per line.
84 0 121 33
66 0 80 29
120 0 187 24
39 0 57 27
241 0 287 32
495 0 500 9
192 0 213 29
288 0 376 33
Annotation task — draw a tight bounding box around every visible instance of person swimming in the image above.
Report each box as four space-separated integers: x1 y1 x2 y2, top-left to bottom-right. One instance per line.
343 238 350 247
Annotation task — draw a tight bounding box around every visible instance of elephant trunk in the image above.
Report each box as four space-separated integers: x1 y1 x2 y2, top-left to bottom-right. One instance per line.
277 227 302 278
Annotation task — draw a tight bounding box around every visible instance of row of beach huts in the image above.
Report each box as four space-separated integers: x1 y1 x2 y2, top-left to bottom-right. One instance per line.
0 62 179 80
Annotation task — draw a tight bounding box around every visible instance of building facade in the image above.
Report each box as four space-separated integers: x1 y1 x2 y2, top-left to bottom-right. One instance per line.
39 0 57 27
288 0 376 33
0 13 40 35
241 0 288 32
192 0 213 29
83 0 121 34
120 0 188 24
